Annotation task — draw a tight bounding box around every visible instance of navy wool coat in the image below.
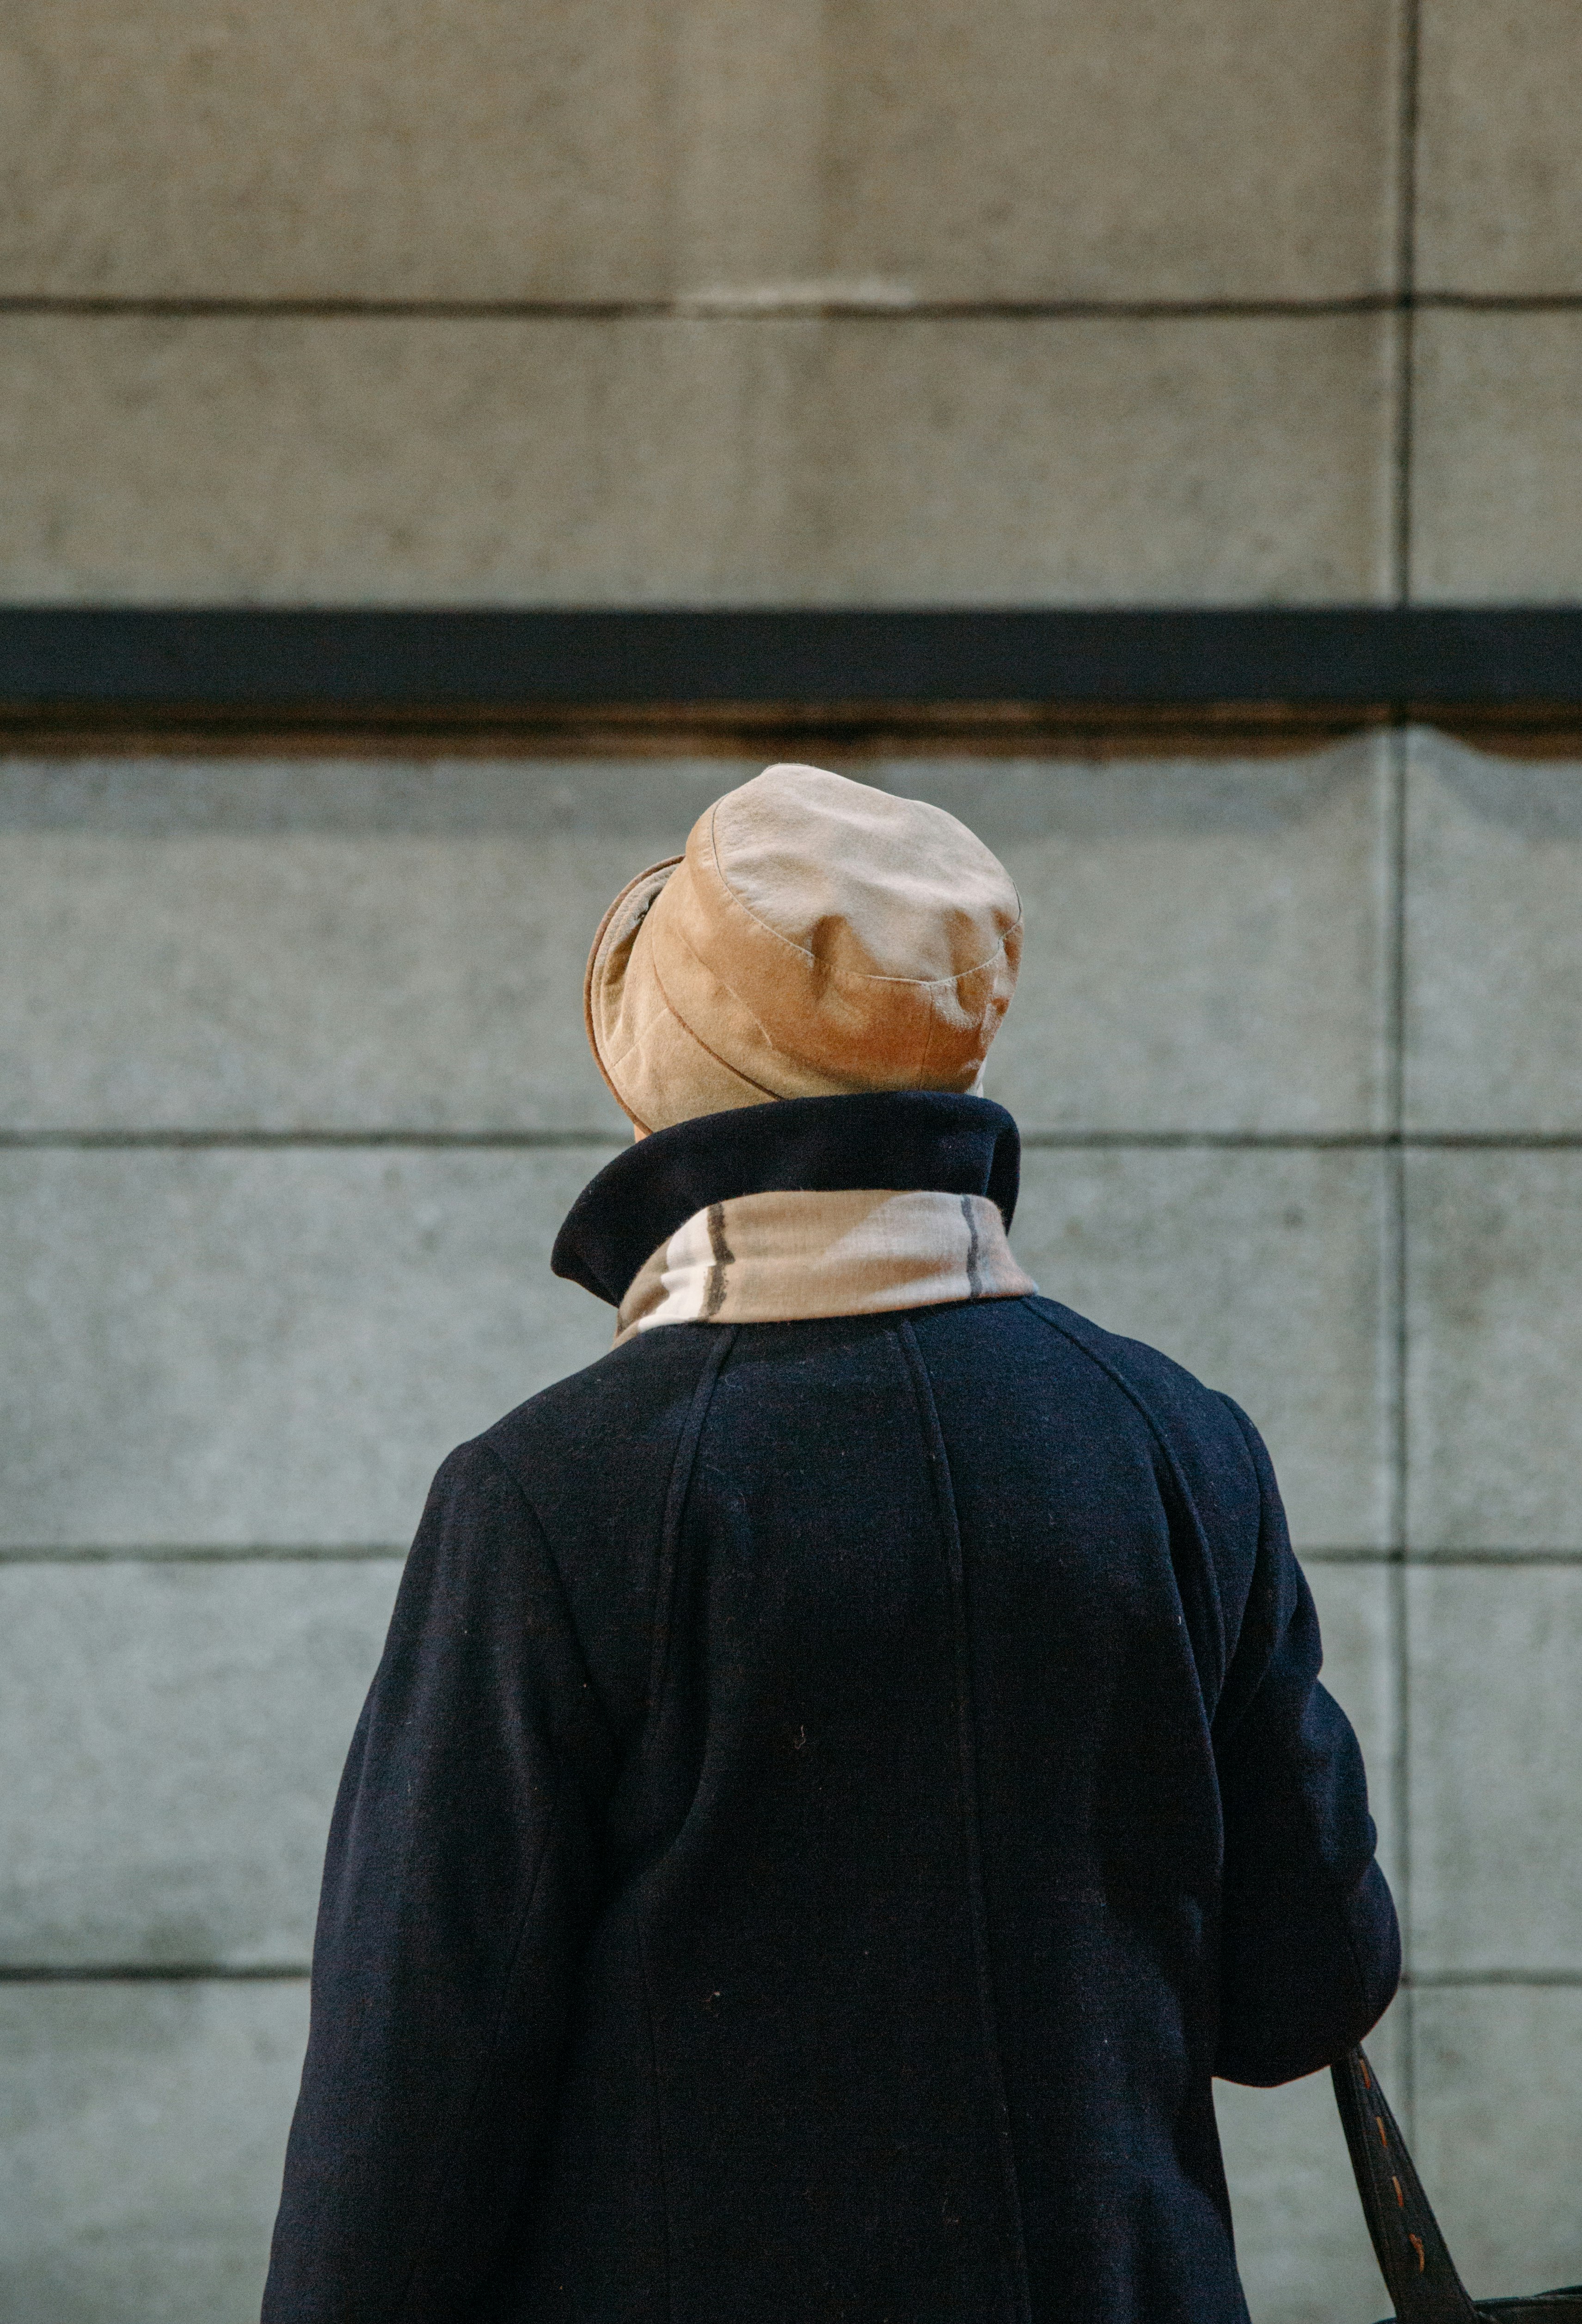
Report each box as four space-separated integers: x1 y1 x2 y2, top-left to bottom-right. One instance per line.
264 1092 1399 2324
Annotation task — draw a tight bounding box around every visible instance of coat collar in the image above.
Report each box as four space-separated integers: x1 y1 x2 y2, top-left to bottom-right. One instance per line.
552 1090 1022 1309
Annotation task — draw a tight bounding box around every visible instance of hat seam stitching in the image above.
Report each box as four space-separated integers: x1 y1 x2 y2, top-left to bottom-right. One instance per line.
705 795 1021 988
646 945 788 1106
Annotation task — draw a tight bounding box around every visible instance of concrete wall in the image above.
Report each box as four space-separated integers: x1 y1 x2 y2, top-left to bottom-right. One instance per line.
0 0 1575 606
6 738 1582 2324
3 6 1582 2322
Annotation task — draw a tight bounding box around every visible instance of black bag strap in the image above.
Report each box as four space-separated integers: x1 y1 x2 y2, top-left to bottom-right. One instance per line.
1331 2047 1482 2323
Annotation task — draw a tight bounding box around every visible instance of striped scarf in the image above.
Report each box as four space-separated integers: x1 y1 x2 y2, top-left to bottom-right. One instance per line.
613 1187 1036 1345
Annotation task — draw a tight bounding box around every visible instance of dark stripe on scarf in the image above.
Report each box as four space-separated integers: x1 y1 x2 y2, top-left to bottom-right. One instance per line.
961 1194 985 1301
704 1203 735 1319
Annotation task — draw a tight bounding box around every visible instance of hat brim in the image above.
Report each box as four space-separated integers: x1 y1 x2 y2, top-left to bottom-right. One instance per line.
583 855 683 1130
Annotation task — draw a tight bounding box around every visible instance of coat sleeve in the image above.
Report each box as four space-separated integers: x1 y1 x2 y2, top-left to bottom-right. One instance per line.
262 1436 618 2323
1210 1399 1401 2087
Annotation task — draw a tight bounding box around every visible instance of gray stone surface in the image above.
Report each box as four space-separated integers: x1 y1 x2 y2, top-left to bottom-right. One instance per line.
1216 1995 1405 2324
1417 0 1582 295
0 0 672 304
0 756 731 1132
0 745 1392 1136
813 0 1402 304
0 313 1394 603
1411 311 1582 602
1408 1564 1582 1975
1012 1147 1393 1550
0 1147 615 1549
1405 1151 1582 1550
0 1978 307 2324
909 741 1394 1133
0 1561 399 1967
1414 1983 1582 2305
1404 732 1582 1132
0 0 1400 302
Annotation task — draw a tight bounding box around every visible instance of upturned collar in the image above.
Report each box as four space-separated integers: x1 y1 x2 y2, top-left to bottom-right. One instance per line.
552 1090 1022 1310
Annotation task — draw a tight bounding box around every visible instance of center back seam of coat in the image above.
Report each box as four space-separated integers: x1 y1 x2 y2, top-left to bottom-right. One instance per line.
644 1327 738 1727
896 1316 1036 2324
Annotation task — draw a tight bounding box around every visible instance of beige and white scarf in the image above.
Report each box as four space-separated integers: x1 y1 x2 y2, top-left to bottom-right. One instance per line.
614 1187 1037 1345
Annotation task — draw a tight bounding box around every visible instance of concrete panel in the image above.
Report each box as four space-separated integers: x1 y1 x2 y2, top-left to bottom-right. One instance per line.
0 1561 398 1968
1405 1151 1582 1550
0 1147 616 1549
0 0 673 303
817 0 1402 304
1411 311 1582 602
0 746 1392 1137
1415 1983 1582 2305
1417 0 1582 294
0 0 1400 303
0 757 736 1133
0 312 1394 604
1404 732 1582 1133
1408 1565 1582 1975
905 740 1393 1134
0 1978 307 2324
1012 1148 1393 1550
1216 1995 1405 2324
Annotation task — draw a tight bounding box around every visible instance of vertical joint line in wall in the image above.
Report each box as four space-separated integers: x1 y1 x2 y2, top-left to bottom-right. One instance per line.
1387 720 1414 2134
1387 0 1422 2114
1392 0 1423 603
1392 285 1417 606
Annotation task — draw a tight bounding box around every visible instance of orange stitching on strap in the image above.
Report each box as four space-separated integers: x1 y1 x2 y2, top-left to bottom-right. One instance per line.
1409 2233 1426 2272
1375 2115 1389 2149
1392 2177 1404 2208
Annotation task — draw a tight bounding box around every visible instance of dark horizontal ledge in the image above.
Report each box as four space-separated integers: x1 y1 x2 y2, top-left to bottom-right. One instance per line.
2 610 1582 740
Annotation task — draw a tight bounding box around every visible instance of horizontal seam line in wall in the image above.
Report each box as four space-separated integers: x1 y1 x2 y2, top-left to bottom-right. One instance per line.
0 1544 407 1562
1019 1131 1582 1150
9 1546 1577 1567
0 1964 309 1982
1300 1548 1582 1566
0 1129 627 1149
7 1131 1582 1152
4 1965 1577 1988
1 292 1580 322
1404 1970 1582 1988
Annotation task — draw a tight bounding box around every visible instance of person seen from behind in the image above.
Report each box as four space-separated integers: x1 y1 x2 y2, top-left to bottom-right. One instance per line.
264 762 1399 2324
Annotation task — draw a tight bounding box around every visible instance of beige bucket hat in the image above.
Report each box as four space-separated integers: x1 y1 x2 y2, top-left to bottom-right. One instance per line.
584 762 1023 1134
